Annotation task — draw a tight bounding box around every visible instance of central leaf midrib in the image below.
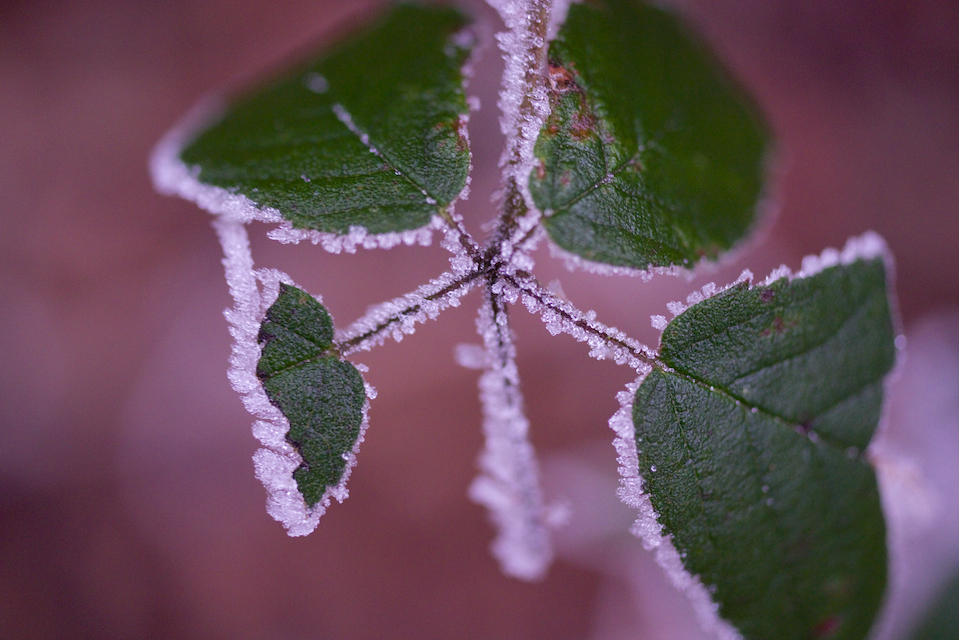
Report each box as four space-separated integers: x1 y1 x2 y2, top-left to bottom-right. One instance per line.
330 100 448 209
260 327 336 381
661 366 862 454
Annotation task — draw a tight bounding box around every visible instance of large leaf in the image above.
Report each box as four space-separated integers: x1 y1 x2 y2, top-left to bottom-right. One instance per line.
257 284 366 507
180 4 472 234
530 0 768 270
910 572 959 640
633 258 896 639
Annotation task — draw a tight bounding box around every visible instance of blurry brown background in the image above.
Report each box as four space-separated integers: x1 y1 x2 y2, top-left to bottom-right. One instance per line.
2 0 958 638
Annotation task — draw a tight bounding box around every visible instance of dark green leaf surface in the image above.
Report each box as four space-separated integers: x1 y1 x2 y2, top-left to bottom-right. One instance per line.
530 0 768 269
257 284 366 507
181 4 472 234
910 572 959 640
634 259 895 639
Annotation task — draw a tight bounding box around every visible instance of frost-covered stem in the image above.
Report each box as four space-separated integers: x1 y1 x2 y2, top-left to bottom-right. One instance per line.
438 206 482 261
486 0 552 244
336 269 483 357
509 272 659 371
469 287 553 580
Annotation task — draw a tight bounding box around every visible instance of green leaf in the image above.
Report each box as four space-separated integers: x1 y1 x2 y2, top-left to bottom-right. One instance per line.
633 258 896 639
530 0 768 270
910 572 959 640
257 284 366 507
180 4 472 234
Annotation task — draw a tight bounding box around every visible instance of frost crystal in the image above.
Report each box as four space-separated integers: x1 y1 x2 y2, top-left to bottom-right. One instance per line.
149 94 441 253
469 294 553 580
795 231 892 280
611 376 743 640
516 277 655 370
336 269 481 356
213 219 372 537
487 0 551 212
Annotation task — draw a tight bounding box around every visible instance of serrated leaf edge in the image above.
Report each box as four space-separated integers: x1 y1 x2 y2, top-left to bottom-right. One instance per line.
609 376 744 640
212 218 375 536
617 231 901 638
149 95 445 254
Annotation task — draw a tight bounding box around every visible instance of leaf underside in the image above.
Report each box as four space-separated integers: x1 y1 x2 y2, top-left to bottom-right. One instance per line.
530 0 768 270
634 258 895 640
180 4 472 234
257 284 366 507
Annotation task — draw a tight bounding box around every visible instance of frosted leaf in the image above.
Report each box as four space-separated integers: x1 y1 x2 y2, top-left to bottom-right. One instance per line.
211 219 373 536
633 247 896 639
608 375 743 639
469 294 553 580
150 102 445 253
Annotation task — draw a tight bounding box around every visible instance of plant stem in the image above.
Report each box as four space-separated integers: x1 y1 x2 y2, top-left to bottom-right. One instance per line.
487 0 552 248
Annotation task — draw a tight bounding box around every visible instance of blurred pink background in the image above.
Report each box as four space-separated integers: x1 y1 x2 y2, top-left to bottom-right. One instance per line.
2 0 958 638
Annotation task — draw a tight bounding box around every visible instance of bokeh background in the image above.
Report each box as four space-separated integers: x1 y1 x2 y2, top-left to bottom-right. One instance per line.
2 0 958 638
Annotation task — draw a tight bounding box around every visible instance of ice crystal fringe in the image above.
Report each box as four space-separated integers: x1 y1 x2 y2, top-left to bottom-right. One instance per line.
515 276 655 370
149 95 440 254
548 241 692 281
652 232 893 330
213 219 373 537
487 0 551 209
336 268 481 356
625 232 897 638
469 294 553 580
610 377 743 640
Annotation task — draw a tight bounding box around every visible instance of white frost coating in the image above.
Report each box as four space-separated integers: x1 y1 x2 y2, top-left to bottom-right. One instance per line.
486 0 551 207
610 377 743 640
548 241 698 282
752 232 892 288
653 233 891 331
455 343 488 370
336 269 481 356
267 217 439 253
469 295 553 581
150 97 283 226
662 270 753 320
515 277 655 371
149 94 441 252
795 230 891 280
213 219 373 537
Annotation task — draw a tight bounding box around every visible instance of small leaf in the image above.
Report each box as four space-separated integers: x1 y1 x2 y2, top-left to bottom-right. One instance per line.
633 258 896 639
257 284 366 507
180 4 473 234
530 0 768 270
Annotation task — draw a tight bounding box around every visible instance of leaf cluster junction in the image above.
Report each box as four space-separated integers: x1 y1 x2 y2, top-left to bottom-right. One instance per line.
151 0 899 637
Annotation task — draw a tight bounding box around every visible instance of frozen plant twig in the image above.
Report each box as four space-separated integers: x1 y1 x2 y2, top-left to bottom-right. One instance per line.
469 290 553 580
336 268 484 357
510 272 658 371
